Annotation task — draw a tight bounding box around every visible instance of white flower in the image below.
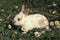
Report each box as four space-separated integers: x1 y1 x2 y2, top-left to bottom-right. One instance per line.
15 6 18 9
53 2 57 6
55 21 60 28
34 31 41 37
50 21 54 26
8 24 12 29
55 21 60 26
1 9 4 11
0 19 2 21
54 21 60 28
56 26 60 28
14 31 18 34
52 11 56 14
34 31 45 37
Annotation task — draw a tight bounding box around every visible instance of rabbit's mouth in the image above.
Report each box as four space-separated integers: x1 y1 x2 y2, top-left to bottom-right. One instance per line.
13 20 20 26
13 19 19 25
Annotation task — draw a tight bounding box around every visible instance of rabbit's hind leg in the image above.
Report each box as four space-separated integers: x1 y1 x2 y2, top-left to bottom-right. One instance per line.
45 26 51 31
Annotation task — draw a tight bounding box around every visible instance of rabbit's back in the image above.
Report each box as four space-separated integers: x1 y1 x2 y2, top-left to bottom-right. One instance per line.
23 14 49 29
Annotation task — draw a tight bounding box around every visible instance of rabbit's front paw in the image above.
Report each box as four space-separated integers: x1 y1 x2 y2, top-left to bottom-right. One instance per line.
45 26 51 31
22 31 27 34
45 26 49 30
21 27 28 34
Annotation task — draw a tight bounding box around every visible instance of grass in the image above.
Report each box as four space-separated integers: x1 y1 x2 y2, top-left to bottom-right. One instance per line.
0 0 60 40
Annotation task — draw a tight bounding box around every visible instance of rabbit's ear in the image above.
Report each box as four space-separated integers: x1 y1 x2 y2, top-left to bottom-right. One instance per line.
21 5 25 12
23 8 32 15
21 5 32 15
24 8 30 15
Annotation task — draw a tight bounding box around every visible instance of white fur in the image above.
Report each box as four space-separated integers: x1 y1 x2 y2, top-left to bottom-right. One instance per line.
13 11 49 34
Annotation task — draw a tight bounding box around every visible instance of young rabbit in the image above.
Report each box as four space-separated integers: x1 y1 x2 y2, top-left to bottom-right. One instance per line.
13 5 49 34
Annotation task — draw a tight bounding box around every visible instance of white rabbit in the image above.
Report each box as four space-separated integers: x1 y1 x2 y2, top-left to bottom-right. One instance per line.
13 5 49 34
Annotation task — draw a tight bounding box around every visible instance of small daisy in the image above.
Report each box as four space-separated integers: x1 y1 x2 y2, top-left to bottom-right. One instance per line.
56 25 60 28
8 24 12 29
53 2 57 6
34 31 40 37
15 6 18 9
14 31 18 34
1 9 4 11
50 21 54 26
55 21 60 26
52 11 56 14
55 21 60 28
0 19 2 21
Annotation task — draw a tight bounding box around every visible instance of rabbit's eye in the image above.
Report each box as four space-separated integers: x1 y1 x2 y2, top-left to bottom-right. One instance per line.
17 18 20 21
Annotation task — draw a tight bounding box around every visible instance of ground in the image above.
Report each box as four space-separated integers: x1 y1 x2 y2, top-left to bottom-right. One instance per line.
0 0 60 40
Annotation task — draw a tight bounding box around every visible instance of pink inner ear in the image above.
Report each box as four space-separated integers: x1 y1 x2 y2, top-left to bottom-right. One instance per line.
21 5 25 12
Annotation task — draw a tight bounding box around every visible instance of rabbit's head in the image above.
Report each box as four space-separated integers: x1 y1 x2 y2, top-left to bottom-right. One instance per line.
13 5 32 26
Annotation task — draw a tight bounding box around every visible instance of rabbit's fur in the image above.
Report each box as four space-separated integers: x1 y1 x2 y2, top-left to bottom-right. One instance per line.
13 5 49 34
